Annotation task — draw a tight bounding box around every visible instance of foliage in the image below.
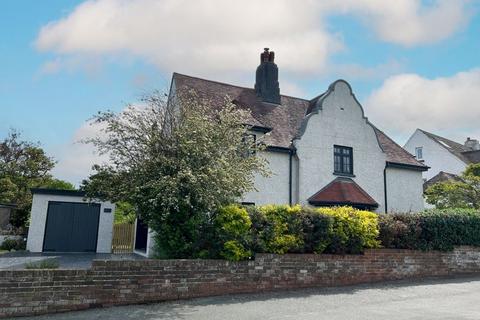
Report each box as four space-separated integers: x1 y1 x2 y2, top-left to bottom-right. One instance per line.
316 207 380 254
82 92 268 258
300 207 334 253
248 205 304 254
0 130 73 227
25 259 59 269
114 202 136 224
425 163 480 209
378 209 480 251
0 237 26 251
213 205 252 261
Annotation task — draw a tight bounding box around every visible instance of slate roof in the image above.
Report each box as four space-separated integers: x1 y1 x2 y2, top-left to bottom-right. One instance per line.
172 73 427 169
423 171 462 191
307 177 378 207
418 129 480 164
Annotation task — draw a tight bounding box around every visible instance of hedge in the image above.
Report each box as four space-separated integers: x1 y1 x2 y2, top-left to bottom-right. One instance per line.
214 205 380 260
378 208 480 251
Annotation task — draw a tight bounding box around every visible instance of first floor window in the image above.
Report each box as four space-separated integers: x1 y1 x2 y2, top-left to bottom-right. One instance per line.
334 145 353 175
415 147 423 160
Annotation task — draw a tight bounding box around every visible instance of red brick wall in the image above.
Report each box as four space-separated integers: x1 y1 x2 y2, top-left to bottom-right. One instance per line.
2 247 480 318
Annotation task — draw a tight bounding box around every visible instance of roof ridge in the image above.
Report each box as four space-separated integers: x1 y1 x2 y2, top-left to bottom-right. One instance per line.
418 128 464 147
173 72 310 101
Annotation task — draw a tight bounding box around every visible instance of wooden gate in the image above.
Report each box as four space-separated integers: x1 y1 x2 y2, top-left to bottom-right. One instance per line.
112 223 135 254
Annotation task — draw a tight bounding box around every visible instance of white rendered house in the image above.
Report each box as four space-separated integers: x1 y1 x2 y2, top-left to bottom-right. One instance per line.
404 129 480 186
170 48 427 213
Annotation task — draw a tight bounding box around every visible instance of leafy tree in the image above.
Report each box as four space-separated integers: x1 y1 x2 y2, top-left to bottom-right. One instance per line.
0 130 74 227
81 92 268 258
114 202 136 224
425 163 480 209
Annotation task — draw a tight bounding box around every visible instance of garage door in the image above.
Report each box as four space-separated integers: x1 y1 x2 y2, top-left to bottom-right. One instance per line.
43 201 100 252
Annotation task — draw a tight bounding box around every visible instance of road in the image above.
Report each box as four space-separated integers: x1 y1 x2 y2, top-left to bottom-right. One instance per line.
21 277 480 320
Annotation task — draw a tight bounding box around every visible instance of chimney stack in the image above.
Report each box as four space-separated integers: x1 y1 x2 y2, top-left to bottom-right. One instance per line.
255 48 281 104
465 137 480 151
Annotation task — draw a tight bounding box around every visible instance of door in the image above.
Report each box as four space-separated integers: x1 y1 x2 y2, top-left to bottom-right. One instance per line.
43 201 101 252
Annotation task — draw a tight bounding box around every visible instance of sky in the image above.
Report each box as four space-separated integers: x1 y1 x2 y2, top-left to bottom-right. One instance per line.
1 0 480 185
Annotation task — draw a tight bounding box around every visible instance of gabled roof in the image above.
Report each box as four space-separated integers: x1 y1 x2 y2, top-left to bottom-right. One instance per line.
423 171 462 191
308 177 378 207
418 129 476 164
172 73 427 169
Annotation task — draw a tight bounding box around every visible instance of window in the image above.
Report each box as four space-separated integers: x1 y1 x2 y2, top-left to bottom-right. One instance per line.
241 133 257 157
334 145 353 175
415 147 423 160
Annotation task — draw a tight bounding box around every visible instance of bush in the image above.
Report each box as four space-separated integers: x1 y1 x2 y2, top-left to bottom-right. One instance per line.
0 238 26 251
300 208 334 253
378 209 480 251
317 207 380 254
248 205 304 254
25 259 59 269
214 205 252 261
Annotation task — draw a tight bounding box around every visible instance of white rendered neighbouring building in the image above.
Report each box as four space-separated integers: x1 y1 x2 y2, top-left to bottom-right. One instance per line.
169 48 428 213
404 129 480 188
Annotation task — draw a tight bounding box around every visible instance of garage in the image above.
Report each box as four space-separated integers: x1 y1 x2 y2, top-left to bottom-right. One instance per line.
26 189 114 253
43 201 100 252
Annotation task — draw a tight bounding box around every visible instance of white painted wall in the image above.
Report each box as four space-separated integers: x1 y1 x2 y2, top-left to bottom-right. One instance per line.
26 193 114 253
404 129 467 180
386 167 424 212
242 150 291 205
294 81 386 212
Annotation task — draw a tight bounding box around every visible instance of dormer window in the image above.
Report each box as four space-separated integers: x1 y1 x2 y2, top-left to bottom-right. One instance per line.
334 145 353 175
415 147 423 160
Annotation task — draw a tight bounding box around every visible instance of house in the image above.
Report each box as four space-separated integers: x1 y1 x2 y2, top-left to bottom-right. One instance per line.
170 48 428 212
404 129 480 186
135 49 429 257
26 189 114 253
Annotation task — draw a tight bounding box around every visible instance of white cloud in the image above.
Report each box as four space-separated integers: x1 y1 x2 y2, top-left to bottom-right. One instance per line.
365 69 480 144
50 120 107 186
35 0 471 78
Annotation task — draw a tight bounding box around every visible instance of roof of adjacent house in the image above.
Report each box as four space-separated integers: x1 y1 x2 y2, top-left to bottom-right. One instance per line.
423 171 462 191
172 73 427 169
307 177 378 207
418 129 480 164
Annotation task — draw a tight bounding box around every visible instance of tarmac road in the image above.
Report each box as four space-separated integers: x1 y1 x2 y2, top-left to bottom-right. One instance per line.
20 276 480 320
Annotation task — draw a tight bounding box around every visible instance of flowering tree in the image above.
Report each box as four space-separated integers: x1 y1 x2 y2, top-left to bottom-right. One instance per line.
82 92 268 258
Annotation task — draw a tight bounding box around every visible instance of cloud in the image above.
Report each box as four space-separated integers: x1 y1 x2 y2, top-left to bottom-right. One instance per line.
35 0 471 78
50 120 107 186
365 69 480 143
321 0 471 47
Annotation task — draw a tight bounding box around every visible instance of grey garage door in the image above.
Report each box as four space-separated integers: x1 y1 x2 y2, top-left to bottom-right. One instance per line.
43 201 100 252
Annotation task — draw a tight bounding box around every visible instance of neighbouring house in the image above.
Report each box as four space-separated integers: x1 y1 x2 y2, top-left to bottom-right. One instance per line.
404 129 480 187
26 189 114 253
136 49 429 257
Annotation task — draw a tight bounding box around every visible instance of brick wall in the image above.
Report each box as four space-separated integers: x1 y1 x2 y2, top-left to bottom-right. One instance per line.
2 247 480 318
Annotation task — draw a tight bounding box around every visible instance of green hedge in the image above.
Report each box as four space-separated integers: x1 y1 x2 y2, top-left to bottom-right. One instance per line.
378 209 480 251
214 205 380 260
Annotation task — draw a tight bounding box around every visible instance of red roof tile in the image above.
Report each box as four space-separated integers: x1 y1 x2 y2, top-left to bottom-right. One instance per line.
308 178 378 207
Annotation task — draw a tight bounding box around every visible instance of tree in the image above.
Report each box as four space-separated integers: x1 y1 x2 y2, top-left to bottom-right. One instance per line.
425 163 480 209
0 130 74 227
82 92 268 258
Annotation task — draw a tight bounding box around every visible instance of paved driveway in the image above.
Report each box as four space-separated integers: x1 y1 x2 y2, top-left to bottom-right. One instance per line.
0 252 144 269
21 276 480 320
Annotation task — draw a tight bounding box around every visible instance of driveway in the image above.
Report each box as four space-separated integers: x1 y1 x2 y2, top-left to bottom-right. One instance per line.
20 276 480 320
0 252 145 269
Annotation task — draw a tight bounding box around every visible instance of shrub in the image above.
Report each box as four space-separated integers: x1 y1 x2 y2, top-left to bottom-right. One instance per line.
248 205 304 254
379 209 480 251
214 205 252 261
0 238 26 251
300 208 333 253
317 207 380 254
25 259 59 269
